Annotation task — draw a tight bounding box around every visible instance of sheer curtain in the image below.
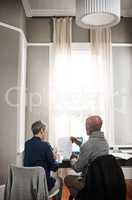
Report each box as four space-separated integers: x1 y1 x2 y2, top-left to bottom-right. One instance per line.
49 22 114 146
90 28 114 144
49 17 72 146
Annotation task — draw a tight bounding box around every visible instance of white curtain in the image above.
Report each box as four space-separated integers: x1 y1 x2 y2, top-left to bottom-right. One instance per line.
49 21 114 146
49 17 72 146
90 28 114 144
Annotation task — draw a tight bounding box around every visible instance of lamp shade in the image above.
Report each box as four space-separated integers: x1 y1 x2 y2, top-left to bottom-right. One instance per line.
76 0 120 29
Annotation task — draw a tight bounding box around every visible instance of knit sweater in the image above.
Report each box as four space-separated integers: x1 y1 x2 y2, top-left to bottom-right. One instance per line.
71 131 109 176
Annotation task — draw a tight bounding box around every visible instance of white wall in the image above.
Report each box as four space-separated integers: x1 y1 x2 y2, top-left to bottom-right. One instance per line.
113 47 132 145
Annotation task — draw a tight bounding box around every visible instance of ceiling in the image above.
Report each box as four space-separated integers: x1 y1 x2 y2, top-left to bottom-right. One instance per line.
21 0 132 18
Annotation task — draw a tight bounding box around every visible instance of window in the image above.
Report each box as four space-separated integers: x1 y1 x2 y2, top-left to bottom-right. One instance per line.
50 44 107 145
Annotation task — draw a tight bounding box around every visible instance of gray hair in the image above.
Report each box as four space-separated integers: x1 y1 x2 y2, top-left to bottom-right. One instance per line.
31 120 46 135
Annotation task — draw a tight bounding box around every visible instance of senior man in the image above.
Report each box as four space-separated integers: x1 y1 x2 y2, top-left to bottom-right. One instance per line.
64 115 109 199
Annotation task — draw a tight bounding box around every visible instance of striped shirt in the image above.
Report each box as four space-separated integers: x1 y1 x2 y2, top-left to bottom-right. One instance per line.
71 131 109 176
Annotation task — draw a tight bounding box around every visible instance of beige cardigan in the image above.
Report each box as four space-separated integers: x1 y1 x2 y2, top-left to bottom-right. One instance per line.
4 166 48 200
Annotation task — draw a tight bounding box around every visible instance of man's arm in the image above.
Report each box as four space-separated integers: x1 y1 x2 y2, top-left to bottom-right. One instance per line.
70 136 82 147
71 144 91 173
45 143 59 172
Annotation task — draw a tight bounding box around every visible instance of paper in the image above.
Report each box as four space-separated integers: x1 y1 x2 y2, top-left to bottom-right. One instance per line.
57 137 72 160
121 150 132 154
111 152 132 160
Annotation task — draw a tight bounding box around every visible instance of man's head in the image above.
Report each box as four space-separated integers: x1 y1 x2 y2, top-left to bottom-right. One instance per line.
85 115 103 135
31 120 47 140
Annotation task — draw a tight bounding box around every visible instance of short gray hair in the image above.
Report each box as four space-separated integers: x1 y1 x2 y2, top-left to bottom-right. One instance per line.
31 120 46 135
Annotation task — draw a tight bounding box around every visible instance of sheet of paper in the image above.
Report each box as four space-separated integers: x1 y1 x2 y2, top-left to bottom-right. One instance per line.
121 150 132 154
111 152 132 160
57 137 72 160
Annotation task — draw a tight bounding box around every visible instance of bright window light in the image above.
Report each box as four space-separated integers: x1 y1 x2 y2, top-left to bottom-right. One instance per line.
51 47 106 144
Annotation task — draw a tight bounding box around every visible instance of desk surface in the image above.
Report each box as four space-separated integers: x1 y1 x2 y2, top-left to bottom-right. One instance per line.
111 152 132 160
58 155 132 168
58 160 71 168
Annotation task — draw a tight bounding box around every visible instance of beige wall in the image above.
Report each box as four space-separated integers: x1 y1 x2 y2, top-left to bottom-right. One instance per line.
26 46 49 139
26 18 52 43
0 0 26 184
112 18 132 43
113 47 132 145
26 17 132 43
0 0 26 34
0 26 19 184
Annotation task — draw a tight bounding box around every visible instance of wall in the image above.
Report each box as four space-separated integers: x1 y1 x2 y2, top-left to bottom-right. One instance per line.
113 47 132 145
0 0 26 34
0 26 19 184
112 18 132 43
27 18 52 43
26 17 90 43
26 46 49 139
26 17 132 43
0 0 26 184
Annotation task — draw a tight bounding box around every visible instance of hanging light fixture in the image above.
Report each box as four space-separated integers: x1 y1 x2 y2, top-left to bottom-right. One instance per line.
76 0 120 29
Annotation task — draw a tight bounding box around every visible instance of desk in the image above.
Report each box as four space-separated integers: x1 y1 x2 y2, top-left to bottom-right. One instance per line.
58 160 80 178
58 156 132 169
111 152 132 160
57 156 132 180
58 160 71 168
58 160 73 178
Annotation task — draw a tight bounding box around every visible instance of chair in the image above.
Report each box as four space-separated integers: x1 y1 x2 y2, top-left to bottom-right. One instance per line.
75 155 126 200
4 165 59 200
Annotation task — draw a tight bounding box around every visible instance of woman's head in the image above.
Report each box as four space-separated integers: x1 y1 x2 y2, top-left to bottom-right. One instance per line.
31 120 47 140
